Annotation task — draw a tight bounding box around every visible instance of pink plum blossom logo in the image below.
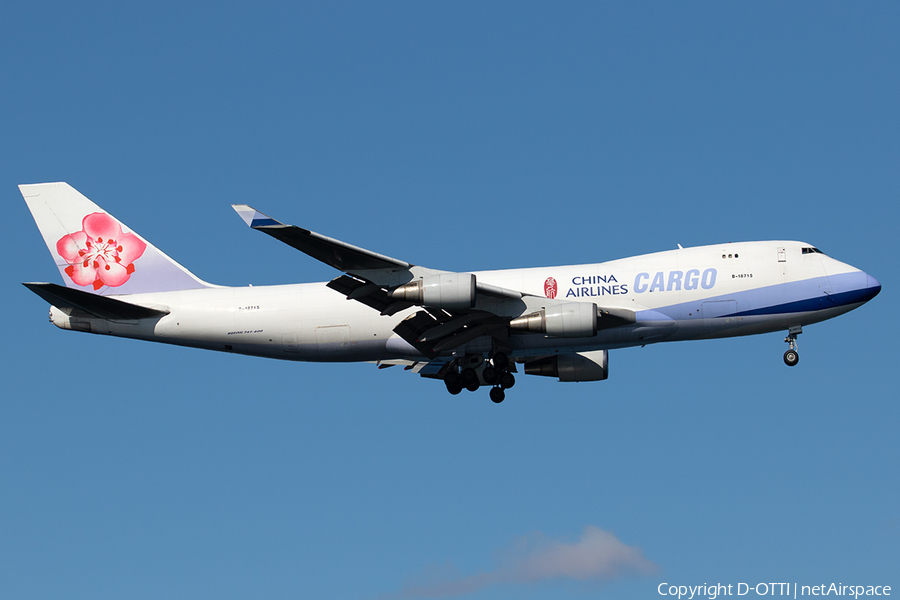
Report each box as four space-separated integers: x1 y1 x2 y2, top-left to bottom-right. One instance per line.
56 213 147 290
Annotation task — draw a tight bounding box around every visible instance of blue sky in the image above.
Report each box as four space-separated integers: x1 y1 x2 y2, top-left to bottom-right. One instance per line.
2 2 897 599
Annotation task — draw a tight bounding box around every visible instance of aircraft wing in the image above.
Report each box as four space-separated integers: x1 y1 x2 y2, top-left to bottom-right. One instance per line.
232 204 531 309
233 205 634 357
232 205 410 272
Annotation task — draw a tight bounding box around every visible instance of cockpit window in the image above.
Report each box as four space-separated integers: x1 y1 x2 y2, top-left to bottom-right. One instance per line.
802 247 825 255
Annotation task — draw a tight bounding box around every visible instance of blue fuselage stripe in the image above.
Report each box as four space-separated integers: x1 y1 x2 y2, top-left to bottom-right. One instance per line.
727 285 879 317
638 271 878 322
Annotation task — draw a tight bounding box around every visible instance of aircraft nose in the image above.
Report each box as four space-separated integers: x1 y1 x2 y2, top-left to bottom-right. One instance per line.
865 273 882 301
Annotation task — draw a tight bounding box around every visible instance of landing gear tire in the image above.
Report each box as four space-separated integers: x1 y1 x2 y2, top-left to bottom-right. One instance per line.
444 370 462 395
461 368 479 391
783 327 801 367
491 352 509 371
490 387 505 403
460 368 478 386
784 349 799 367
499 372 516 389
482 366 499 385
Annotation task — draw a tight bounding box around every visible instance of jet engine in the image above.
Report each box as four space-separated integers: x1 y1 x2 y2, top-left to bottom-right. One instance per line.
389 273 477 310
524 350 609 382
508 302 597 338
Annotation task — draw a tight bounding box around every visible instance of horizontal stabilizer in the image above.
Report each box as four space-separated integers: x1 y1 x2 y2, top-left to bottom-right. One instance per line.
23 282 169 321
232 204 410 272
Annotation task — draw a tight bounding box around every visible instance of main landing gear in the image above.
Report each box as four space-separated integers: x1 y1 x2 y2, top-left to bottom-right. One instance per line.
443 352 516 403
783 326 801 367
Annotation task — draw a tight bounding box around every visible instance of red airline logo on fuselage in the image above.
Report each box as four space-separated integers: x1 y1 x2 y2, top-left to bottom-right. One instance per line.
544 277 557 299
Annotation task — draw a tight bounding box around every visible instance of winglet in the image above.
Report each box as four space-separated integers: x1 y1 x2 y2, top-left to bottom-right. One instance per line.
232 205 284 228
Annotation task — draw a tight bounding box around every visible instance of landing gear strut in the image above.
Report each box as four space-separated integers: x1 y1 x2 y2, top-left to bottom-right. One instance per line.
783 326 801 367
491 352 509 371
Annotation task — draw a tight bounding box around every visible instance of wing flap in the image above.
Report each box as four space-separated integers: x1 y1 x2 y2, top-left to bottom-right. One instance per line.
374 358 450 378
392 311 442 358
325 275 415 315
392 309 510 357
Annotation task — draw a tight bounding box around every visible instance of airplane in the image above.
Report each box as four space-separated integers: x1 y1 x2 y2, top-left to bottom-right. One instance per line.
20 182 881 403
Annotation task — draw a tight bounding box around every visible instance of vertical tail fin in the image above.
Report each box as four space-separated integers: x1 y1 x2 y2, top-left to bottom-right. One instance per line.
20 182 215 295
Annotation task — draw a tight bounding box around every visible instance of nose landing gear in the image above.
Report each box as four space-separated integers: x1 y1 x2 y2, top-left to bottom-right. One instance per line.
783 326 801 367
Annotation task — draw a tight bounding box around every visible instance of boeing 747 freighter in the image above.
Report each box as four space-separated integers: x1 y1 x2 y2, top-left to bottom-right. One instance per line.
21 183 881 402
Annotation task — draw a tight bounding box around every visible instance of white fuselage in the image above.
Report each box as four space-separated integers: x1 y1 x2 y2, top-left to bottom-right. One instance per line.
48 240 879 362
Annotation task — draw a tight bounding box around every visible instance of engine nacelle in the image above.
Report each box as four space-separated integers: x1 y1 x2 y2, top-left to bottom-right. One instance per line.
389 273 477 310
508 302 598 338
524 350 609 382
